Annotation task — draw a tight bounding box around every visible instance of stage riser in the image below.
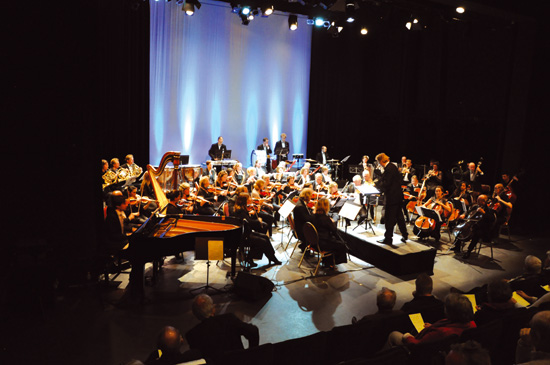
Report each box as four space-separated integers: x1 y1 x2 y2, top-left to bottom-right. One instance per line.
342 230 436 276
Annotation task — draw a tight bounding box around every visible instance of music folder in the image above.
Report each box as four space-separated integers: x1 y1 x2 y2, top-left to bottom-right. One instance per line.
415 206 442 222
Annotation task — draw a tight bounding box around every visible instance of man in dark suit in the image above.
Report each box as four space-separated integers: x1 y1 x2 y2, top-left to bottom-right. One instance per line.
462 162 484 192
208 136 227 160
186 294 259 362
257 137 272 172
274 133 290 162
376 153 408 245
400 273 445 324
316 146 330 165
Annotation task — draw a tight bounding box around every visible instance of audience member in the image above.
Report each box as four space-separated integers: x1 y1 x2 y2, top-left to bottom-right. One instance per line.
515 310 550 364
445 340 491 365
386 293 476 348
144 326 201 365
474 279 522 326
400 273 445 324
186 294 259 361
510 255 548 304
353 287 405 324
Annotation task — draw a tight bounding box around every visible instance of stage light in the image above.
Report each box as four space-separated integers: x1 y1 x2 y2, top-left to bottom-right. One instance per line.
346 16 355 23
456 7 465 14
183 3 195 15
288 15 298 31
230 3 239 13
360 27 368 35
306 17 314 25
241 6 251 15
406 18 419 30
261 5 273 17
314 18 325 27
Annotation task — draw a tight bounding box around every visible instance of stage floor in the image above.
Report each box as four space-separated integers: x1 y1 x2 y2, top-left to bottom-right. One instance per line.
2 215 548 365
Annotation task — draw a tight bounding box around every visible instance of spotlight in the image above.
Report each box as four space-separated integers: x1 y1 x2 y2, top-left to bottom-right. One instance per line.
360 27 368 35
183 3 195 15
288 15 298 31
241 6 251 15
406 18 420 30
314 17 325 27
456 7 465 14
346 15 355 23
261 5 274 17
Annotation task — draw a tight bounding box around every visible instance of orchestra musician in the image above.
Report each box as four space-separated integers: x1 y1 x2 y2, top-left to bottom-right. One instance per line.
501 172 518 203
125 185 154 221
361 155 373 177
214 170 230 203
403 175 422 223
208 136 227 161
453 195 497 259
401 159 416 184
250 179 276 236
312 173 328 193
296 167 310 188
254 159 266 178
178 182 195 214
103 194 136 254
203 160 217 185
463 162 484 193
233 162 245 185
140 171 155 199
424 162 443 199
450 181 472 206
274 133 290 162
399 156 407 172
490 183 513 226
257 138 272 172
419 186 452 242
311 197 348 267
245 166 257 185
121 154 142 177
165 190 183 215
321 166 332 184
293 188 314 251
196 176 217 215
316 146 330 166
101 159 109 174
231 193 281 266
375 153 408 245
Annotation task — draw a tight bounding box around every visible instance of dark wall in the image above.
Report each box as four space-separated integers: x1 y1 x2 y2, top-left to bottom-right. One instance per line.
307 11 548 233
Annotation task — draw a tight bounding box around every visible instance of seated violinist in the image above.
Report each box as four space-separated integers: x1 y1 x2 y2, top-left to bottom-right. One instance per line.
203 160 217 185
179 182 195 214
321 166 332 184
196 176 216 215
231 193 281 267
251 179 276 235
245 166 257 185
125 185 153 221
293 188 314 251
453 194 497 259
214 170 230 203
414 186 452 242
311 197 348 268
165 190 183 215
312 173 327 193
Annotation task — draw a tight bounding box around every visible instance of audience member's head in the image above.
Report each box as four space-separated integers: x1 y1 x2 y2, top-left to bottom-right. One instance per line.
444 293 474 323
487 279 513 304
529 310 550 353
192 294 215 320
123 360 144 365
445 340 491 365
415 273 433 296
524 255 542 274
156 326 184 357
377 287 397 312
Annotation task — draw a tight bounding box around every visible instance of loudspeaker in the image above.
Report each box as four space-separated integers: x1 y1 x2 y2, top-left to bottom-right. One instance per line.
233 272 274 301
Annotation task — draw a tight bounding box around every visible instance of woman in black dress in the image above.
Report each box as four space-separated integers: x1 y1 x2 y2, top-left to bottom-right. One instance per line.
310 197 348 266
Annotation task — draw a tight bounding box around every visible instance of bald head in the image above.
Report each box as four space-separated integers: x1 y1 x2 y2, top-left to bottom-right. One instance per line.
377 287 396 311
192 294 215 320
157 326 183 356
530 311 550 352
477 195 488 205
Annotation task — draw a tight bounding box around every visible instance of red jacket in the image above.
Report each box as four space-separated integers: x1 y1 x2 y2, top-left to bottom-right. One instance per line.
404 319 476 345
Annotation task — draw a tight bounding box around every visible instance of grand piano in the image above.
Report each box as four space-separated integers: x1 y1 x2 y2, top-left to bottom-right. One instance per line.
126 152 242 301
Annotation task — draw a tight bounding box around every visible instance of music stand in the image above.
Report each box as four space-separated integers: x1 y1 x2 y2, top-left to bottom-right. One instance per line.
276 199 296 250
222 150 232 160
415 206 442 223
278 148 289 162
179 155 190 165
190 237 225 293
339 201 364 235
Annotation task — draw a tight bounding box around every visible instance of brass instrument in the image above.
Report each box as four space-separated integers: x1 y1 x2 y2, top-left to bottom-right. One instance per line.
128 164 143 177
102 170 118 189
117 167 131 181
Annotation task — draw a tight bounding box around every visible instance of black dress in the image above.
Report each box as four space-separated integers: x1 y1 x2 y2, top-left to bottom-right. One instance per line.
310 214 348 265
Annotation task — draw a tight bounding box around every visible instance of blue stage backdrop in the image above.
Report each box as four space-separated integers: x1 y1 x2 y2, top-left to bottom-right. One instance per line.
149 0 311 167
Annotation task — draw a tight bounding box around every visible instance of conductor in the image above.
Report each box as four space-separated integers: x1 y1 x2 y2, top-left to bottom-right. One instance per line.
376 153 408 245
